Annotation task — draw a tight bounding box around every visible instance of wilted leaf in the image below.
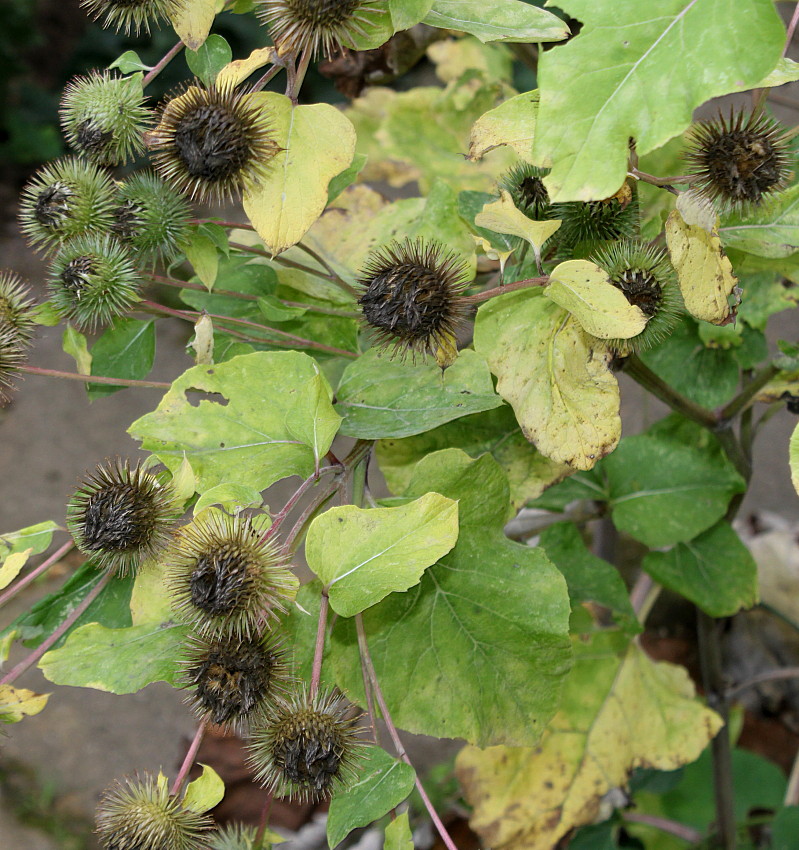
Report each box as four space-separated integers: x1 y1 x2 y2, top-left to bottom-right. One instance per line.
0 685 49 723
216 46 277 89
469 91 539 161
169 0 217 50
720 184 799 259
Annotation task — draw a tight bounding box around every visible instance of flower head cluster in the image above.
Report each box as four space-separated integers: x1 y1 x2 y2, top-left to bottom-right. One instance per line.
0 271 36 405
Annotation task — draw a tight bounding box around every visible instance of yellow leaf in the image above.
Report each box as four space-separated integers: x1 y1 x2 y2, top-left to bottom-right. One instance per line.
191 314 214 365
473 290 620 470
469 91 539 161
0 684 50 723
791 422 799 496
665 208 738 325
216 47 277 89
476 191 560 249
169 0 217 50
0 548 31 590
243 94 357 255
545 259 647 340
456 635 722 850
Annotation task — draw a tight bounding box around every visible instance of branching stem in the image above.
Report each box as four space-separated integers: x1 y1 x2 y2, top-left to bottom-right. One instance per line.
142 40 184 88
0 540 74 609
19 365 170 390
717 363 779 423
465 276 549 305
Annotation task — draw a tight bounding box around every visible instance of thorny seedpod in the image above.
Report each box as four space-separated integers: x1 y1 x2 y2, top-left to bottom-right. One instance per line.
96 772 212 850
684 109 792 210
552 183 639 259
181 632 292 729
357 238 471 368
207 823 260 850
590 239 682 354
60 71 152 166
0 327 28 406
112 172 191 265
498 162 554 221
18 158 116 253
149 83 277 204
66 459 178 576
0 271 36 344
47 233 142 331
247 687 365 802
80 0 186 35
257 0 384 59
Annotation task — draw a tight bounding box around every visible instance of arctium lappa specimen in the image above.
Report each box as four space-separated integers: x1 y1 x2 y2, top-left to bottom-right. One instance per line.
80 0 186 36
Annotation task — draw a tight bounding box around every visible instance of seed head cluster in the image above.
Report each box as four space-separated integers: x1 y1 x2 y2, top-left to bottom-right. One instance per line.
80 0 187 35
0 271 36 405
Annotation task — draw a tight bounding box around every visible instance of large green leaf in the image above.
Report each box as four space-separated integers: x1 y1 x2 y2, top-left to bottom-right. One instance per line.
422 0 568 43
384 813 414 850
335 348 503 439
538 522 638 632
305 493 459 617
331 449 572 747
129 351 338 491
88 318 156 400
642 520 758 617
376 406 571 509
327 747 415 848
474 288 620 470
532 0 784 201
603 417 745 548
469 90 539 162
720 183 799 259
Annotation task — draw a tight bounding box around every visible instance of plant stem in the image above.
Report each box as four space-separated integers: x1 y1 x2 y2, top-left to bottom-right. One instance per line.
191 219 255 230
629 572 660 623
0 570 113 686
785 749 799 807
717 363 779 422
696 610 737 850
465 277 548 305
309 590 329 699
726 666 799 701
627 168 690 193
262 467 339 543
356 615 459 850
170 721 207 797
295 242 357 296
142 40 184 88
0 540 73 609
252 63 282 92
19 365 170 390
289 48 312 104
784 1 799 58
254 791 274 849
228 241 341 285
623 356 718 429
622 812 703 844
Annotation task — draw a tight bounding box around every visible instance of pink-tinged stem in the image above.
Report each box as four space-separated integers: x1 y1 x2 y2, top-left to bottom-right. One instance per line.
309 591 330 699
170 721 208 797
254 790 275 848
143 40 185 88
465 277 549 304
356 615 459 850
0 570 113 686
20 365 170 390
0 540 74 609
262 467 338 544
622 813 702 844
785 1 799 57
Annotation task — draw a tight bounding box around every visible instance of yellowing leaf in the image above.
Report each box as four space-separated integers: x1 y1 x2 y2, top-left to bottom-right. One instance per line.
0 684 50 723
469 90 538 161
791 421 799 496
474 290 620 470
244 94 357 254
216 46 277 89
190 314 214 365
456 635 722 850
544 259 647 340
475 191 560 270
666 208 738 325
183 764 225 813
169 0 217 50
0 548 31 590
427 37 513 85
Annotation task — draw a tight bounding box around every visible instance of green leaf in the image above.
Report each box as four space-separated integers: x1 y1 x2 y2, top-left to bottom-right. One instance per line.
389 0 434 30
458 190 516 253
38 619 188 693
108 50 150 74
30 301 62 327
327 747 416 848
331 449 572 747
256 296 307 323
185 34 232 86
341 3 394 50
376 406 571 509
469 90 539 162
336 348 503 439
384 812 414 850
0 521 61 563
738 271 799 330
184 228 220 290
328 152 368 203
640 316 740 408
474 288 621 470
538 522 638 631
427 37 514 85
87 318 156 400
129 351 338 492
545 259 647 340
532 0 784 201
603 417 746 548
772 808 799 850
183 765 225 813
422 0 569 43
193 483 264 515
63 325 91 375
456 633 722 850
720 183 799 259
284 372 342 470
642 520 758 617
306 493 459 617
181 255 275 319
244 94 356 254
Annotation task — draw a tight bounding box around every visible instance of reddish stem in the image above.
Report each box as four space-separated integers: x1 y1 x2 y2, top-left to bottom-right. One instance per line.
0 570 113 686
262 467 338 543
465 277 548 305
20 365 170 390
309 591 329 699
784 1 799 57
142 40 184 88
170 721 208 797
254 790 275 848
0 540 74 609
